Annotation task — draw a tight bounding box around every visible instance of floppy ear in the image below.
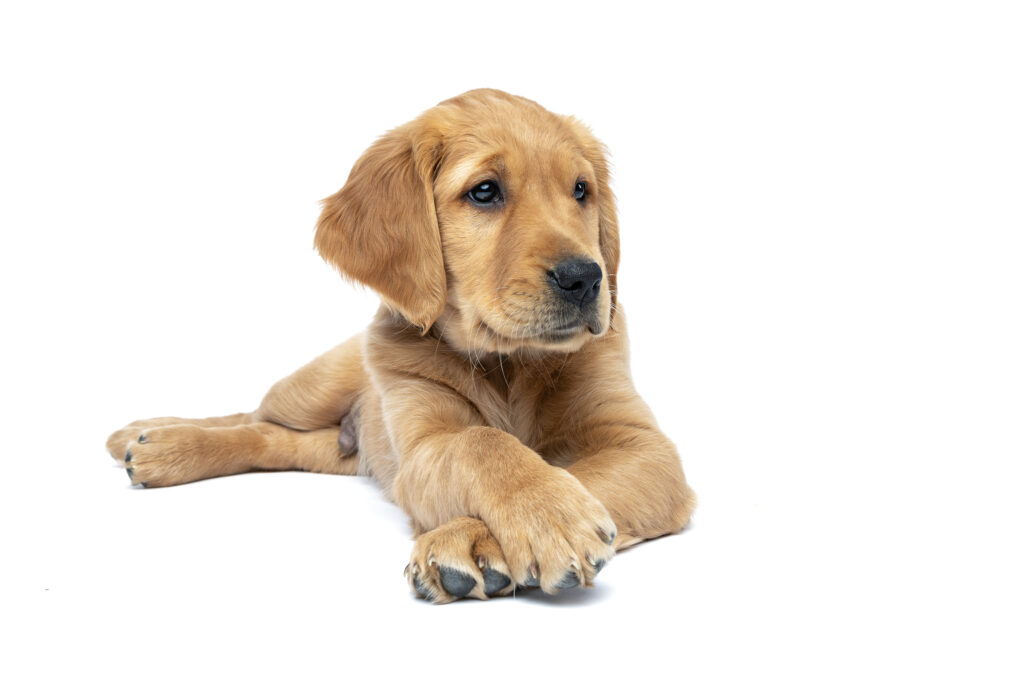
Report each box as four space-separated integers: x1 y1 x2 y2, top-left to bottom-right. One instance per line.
565 117 620 308
314 122 446 331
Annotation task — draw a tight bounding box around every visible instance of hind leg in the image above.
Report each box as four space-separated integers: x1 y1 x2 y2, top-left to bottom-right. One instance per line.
122 421 358 487
106 334 369 485
254 334 367 430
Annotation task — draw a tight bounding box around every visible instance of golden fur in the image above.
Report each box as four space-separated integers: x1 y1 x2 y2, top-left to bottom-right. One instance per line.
106 89 696 602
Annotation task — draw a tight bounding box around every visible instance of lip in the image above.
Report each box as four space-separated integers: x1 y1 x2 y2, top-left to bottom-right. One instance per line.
539 323 584 342
550 320 584 332
479 315 592 348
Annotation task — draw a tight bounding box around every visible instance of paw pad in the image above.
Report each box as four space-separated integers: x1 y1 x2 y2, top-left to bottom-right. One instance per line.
438 567 477 598
555 570 580 590
482 567 511 594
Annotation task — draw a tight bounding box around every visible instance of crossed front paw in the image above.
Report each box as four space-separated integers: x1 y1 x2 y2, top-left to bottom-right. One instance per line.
485 468 617 595
406 471 617 603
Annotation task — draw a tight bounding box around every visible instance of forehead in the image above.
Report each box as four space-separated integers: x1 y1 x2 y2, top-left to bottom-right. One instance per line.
430 102 591 194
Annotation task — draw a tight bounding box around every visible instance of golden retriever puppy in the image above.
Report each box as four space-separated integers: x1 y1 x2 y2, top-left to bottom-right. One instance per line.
106 89 696 603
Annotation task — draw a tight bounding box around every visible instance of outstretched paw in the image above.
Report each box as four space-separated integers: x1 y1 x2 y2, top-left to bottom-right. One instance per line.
120 424 211 488
106 417 189 463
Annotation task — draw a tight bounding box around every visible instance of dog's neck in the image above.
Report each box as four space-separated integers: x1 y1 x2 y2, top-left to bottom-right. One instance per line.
371 306 576 392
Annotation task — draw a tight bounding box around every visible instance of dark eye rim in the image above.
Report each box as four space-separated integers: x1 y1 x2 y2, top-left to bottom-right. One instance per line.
574 180 588 201
465 180 504 207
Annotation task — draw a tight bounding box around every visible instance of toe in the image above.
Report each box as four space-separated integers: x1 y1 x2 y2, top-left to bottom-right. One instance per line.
406 564 435 601
413 576 432 600
521 562 541 588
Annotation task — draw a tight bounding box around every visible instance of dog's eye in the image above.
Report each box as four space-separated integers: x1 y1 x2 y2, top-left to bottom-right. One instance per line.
574 181 587 201
466 181 503 206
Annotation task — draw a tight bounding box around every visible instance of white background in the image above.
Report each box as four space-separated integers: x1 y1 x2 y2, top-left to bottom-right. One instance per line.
2 1 1021 681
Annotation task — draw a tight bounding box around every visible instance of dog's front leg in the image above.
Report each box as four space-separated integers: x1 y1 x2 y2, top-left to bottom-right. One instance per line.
567 413 697 549
383 386 617 597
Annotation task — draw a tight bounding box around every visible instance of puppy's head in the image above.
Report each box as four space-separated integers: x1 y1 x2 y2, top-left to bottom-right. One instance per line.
315 89 618 355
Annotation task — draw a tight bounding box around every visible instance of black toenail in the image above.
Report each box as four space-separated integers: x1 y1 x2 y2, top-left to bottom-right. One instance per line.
556 571 580 590
439 566 476 598
138 434 147 443
482 568 511 595
592 559 606 575
126 467 134 481
124 450 132 463
413 576 431 599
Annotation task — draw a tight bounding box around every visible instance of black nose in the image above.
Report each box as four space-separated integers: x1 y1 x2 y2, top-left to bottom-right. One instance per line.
549 259 603 308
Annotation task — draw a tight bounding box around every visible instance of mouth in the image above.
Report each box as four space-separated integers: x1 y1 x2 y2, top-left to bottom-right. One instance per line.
539 325 584 343
474 301 606 352
538 317 606 343
477 316 589 349
551 319 584 332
